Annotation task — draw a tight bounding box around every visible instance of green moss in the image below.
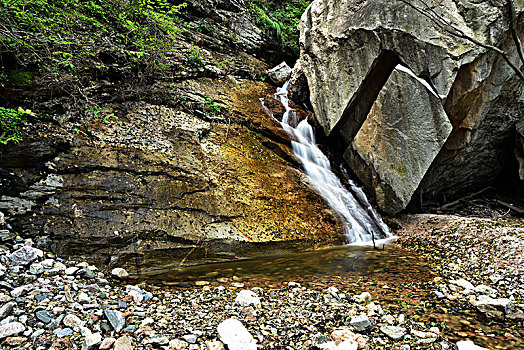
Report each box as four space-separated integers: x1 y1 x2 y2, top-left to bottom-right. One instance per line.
7 70 33 86
389 157 408 177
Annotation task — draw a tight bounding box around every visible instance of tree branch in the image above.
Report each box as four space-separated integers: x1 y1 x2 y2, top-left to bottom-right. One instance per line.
508 0 524 67
399 0 524 81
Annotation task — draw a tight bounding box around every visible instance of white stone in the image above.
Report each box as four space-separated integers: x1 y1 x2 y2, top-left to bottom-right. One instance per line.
349 314 371 331
217 318 256 350
63 314 85 330
65 267 79 275
456 340 489 350
10 284 33 298
111 268 129 279
474 284 496 296
82 332 101 350
234 290 261 307
380 325 406 340
99 337 116 350
335 340 358 350
29 262 44 275
77 291 91 304
206 340 225 350
267 62 292 85
54 261 67 272
474 296 515 315
450 279 475 291
113 335 133 350
354 292 372 305
169 339 189 349
0 322 25 338
41 259 54 268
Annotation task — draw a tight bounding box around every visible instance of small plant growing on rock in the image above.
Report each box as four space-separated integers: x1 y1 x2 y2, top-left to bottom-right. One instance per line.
186 46 206 70
85 105 118 123
204 97 221 115
0 107 36 144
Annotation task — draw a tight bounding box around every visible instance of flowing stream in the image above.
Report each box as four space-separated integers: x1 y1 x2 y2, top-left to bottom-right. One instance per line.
262 82 394 245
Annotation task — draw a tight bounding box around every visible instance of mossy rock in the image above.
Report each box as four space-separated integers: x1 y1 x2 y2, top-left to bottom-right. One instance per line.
6 70 34 87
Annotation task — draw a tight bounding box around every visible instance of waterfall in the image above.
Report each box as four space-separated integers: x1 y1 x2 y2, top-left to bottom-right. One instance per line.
262 82 395 245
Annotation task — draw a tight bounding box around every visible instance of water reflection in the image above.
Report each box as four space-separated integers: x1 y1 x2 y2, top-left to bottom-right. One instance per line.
145 244 429 287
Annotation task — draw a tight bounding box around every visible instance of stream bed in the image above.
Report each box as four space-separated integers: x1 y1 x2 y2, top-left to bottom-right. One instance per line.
142 244 522 349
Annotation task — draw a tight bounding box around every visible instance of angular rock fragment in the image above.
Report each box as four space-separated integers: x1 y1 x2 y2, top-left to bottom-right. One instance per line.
217 318 256 350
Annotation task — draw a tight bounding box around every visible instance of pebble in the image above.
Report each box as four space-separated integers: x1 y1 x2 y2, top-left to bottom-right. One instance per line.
9 246 43 265
65 267 79 275
53 327 73 338
217 318 257 350
349 314 371 331
111 268 129 279
0 322 25 339
0 301 15 319
77 291 91 303
183 334 199 344
82 332 102 350
99 337 116 349
104 309 126 332
63 313 84 329
170 339 189 349
35 310 52 324
354 292 371 305
113 335 133 350
380 325 406 340
234 290 261 307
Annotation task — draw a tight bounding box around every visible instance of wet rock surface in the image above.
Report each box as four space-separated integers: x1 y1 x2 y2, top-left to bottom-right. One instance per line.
0 78 344 272
0 215 520 349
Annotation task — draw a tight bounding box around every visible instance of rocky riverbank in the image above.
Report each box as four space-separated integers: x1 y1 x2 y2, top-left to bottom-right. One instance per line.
396 214 524 348
0 212 521 350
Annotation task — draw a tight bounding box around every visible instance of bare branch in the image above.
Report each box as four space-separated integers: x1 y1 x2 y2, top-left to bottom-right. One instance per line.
508 0 524 67
399 0 524 81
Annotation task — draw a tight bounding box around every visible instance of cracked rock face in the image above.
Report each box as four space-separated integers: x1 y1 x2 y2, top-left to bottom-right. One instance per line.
0 78 344 272
344 68 452 215
297 0 524 213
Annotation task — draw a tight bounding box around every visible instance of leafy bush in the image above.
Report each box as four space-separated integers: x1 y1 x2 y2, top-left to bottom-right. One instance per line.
0 0 187 77
186 46 206 70
247 0 311 55
0 107 36 144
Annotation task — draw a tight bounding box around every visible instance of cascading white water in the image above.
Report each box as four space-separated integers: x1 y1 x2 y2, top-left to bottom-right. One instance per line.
262 82 394 245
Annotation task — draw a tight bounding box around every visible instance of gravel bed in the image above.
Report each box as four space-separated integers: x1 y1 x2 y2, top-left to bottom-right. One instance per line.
0 214 521 349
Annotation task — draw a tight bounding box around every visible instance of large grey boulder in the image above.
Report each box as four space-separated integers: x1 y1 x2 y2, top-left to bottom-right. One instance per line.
297 0 524 213
473 296 515 319
345 68 452 214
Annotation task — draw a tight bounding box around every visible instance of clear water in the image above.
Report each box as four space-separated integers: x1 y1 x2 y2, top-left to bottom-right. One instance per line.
262 82 393 244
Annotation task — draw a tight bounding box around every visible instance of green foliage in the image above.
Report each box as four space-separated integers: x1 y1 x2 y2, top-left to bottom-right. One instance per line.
185 46 206 70
0 107 36 144
85 105 118 123
6 70 34 86
249 3 282 39
0 0 188 77
247 0 311 55
204 97 221 115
